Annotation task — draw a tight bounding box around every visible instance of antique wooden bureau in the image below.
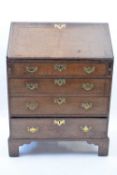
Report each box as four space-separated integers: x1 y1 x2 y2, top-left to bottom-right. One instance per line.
7 22 113 157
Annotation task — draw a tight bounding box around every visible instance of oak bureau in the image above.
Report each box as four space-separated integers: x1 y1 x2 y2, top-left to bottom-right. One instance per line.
7 22 113 157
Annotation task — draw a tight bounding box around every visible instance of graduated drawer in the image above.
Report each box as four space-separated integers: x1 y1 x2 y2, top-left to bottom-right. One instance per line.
10 118 107 139
8 62 109 78
10 96 108 116
9 78 110 96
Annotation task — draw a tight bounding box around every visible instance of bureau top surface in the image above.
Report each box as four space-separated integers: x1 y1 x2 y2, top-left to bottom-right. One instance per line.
7 22 113 59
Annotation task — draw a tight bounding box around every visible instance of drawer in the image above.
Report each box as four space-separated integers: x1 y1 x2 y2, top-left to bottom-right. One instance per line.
8 62 109 78
10 97 108 116
10 118 108 139
9 78 110 96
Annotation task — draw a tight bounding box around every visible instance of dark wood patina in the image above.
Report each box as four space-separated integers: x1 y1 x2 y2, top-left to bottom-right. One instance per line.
7 22 113 156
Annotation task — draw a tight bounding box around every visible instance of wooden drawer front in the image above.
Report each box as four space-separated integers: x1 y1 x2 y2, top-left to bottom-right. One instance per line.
10 118 107 139
10 97 108 116
9 79 110 96
8 62 108 78
9 78 109 96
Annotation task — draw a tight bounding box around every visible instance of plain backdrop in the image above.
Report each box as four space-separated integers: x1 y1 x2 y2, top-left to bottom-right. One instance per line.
0 0 117 174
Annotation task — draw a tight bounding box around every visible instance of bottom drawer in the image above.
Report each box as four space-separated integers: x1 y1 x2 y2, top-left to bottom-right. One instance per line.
10 118 108 139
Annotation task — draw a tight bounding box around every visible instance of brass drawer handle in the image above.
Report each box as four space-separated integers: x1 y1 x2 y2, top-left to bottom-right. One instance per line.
54 119 65 126
26 66 38 73
26 102 38 111
54 64 66 72
82 83 94 91
26 83 38 90
54 97 66 105
80 126 92 133
54 24 66 30
81 102 93 110
84 66 95 74
54 79 66 86
27 127 39 133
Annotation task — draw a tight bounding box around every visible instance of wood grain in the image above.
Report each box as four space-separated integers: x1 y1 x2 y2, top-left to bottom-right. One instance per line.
7 23 113 59
10 118 107 139
7 22 113 156
10 96 108 116
9 78 110 96
8 62 109 78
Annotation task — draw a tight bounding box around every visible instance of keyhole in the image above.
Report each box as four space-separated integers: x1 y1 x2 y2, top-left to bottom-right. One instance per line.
58 99 62 103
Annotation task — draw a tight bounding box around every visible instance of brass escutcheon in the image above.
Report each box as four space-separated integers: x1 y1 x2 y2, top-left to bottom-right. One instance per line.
27 127 39 133
80 126 92 133
84 66 95 74
54 24 66 30
54 64 66 72
26 66 38 73
54 97 66 105
81 102 93 110
26 82 38 90
54 119 65 126
82 83 94 91
26 102 38 111
54 79 66 86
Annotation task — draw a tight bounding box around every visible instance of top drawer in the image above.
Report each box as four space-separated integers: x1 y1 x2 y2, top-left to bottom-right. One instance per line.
8 62 110 78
